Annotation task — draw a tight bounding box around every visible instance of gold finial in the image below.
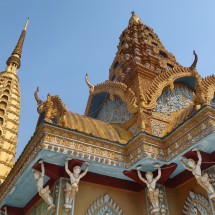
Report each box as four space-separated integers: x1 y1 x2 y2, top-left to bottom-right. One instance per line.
6 19 29 69
129 11 142 25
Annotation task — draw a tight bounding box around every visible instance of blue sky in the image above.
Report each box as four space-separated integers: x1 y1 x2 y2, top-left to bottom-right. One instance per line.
0 1 215 158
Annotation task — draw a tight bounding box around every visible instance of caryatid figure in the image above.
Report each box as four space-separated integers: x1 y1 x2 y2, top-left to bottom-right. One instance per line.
136 165 162 212
64 158 89 210
32 160 55 211
179 148 215 200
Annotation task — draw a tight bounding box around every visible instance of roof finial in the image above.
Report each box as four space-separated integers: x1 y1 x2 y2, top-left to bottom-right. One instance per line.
24 18 30 31
6 18 29 69
129 11 142 25
190 50 198 70
85 73 94 93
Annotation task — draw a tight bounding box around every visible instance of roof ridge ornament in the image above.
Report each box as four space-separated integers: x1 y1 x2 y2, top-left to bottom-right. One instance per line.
85 73 94 93
34 87 43 105
190 50 198 70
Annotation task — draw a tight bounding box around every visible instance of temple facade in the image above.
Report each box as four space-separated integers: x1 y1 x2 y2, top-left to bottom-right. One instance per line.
0 12 215 215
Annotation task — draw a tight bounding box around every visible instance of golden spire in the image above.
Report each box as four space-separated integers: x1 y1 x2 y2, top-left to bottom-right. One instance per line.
6 18 29 69
129 11 142 25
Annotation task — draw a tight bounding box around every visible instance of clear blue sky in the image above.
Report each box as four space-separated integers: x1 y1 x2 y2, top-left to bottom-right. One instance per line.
0 1 215 159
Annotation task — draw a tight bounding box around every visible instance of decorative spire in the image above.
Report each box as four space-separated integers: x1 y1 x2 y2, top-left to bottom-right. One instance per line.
6 18 29 69
129 11 142 25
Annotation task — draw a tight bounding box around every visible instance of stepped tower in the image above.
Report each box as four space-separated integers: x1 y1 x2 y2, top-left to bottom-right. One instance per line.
109 12 179 88
85 12 199 137
0 19 29 183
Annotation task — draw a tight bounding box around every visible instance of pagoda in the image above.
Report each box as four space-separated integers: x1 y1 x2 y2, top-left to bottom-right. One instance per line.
0 12 215 215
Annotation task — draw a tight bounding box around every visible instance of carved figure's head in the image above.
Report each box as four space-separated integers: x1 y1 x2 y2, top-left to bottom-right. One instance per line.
187 159 196 169
32 169 41 180
73 166 81 175
145 172 153 181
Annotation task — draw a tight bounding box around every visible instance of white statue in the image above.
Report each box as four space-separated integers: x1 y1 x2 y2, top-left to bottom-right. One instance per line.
180 148 215 200
32 160 55 211
136 165 161 213
64 158 89 211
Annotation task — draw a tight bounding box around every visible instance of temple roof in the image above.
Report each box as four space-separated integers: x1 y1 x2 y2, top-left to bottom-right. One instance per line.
64 111 133 144
34 91 133 144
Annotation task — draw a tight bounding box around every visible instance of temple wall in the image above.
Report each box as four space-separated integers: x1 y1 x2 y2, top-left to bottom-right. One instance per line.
166 177 208 215
75 181 148 215
25 177 211 215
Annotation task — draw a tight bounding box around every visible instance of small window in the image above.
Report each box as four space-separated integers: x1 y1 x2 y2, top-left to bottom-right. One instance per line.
113 61 120 69
0 117 4 125
167 63 174 70
151 42 158 46
111 75 117 81
2 95 8 101
148 33 154 39
0 102 7 108
0 109 5 116
159 51 168 58
3 90 9 94
0 130 2 136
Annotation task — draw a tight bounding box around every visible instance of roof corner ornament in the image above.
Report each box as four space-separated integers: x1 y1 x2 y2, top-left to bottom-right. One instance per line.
190 50 198 70
85 73 94 94
34 87 43 105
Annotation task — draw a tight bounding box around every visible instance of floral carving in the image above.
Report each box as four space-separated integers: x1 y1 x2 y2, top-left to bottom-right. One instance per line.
86 194 124 215
183 191 212 215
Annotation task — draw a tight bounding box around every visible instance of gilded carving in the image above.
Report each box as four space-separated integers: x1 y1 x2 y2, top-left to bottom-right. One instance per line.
34 87 67 127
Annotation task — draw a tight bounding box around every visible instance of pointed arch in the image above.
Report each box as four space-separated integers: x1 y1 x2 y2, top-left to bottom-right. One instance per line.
183 191 212 215
90 81 138 113
86 194 124 215
140 67 198 109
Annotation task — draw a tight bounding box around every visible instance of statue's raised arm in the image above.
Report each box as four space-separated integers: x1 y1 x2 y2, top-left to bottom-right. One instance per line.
136 166 147 184
179 157 193 171
65 158 73 177
79 162 90 178
154 165 161 182
39 160 45 177
192 148 202 166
